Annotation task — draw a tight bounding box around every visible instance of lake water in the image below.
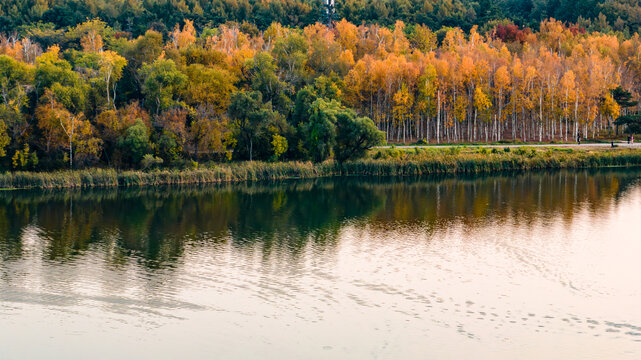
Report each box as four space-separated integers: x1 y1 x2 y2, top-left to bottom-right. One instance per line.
1 170 640 359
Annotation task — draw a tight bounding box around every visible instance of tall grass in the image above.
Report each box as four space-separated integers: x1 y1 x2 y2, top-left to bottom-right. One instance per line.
1 149 640 189
118 161 337 186
0 168 119 189
0 162 338 189
351 148 641 176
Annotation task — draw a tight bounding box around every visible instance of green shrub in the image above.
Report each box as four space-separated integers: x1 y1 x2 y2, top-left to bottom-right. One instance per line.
514 147 528 156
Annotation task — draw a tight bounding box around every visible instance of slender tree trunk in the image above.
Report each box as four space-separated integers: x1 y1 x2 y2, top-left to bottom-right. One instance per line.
472 109 478 141
437 91 441 144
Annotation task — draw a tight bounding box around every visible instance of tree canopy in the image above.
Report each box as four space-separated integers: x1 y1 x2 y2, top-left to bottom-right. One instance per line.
1 0 641 36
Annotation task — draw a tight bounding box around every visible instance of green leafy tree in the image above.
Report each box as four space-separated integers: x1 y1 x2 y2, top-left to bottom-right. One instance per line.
65 19 115 48
155 132 182 164
335 112 385 162
272 32 308 88
615 115 641 135
250 52 292 113
292 86 318 126
300 98 384 162
611 86 638 110
229 91 264 161
111 30 165 101
0 120 9 157
139 59 187 114
0 55 33 141
72 50 127 114
118 119 150 167
35 46 87 113
229 90 291 161
611 86 640 135
300 98 338 162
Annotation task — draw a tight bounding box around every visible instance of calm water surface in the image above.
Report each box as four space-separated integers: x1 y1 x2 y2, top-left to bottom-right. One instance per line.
1 170 641 359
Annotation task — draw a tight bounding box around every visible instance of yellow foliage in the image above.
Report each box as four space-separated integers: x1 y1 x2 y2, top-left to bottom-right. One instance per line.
271 134 288 159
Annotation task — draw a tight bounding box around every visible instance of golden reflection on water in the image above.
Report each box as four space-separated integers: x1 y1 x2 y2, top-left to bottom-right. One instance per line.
0 169 640 359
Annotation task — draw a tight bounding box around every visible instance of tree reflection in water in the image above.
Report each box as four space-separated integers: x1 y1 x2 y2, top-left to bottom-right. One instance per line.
0 168 639 268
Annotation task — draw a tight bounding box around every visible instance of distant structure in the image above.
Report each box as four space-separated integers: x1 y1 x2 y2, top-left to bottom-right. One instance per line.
322 0 335 29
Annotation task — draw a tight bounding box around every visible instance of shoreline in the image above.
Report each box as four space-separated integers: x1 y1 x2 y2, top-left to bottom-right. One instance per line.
2 148 641 190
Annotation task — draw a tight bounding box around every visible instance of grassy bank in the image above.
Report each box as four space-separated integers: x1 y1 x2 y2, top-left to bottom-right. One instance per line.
1 147 641 189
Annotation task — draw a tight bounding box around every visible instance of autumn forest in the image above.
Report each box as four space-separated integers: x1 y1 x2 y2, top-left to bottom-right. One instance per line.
1 1 641 170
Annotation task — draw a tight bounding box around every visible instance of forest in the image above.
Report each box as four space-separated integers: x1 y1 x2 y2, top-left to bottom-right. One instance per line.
1 0 641 35
1 1 641 170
